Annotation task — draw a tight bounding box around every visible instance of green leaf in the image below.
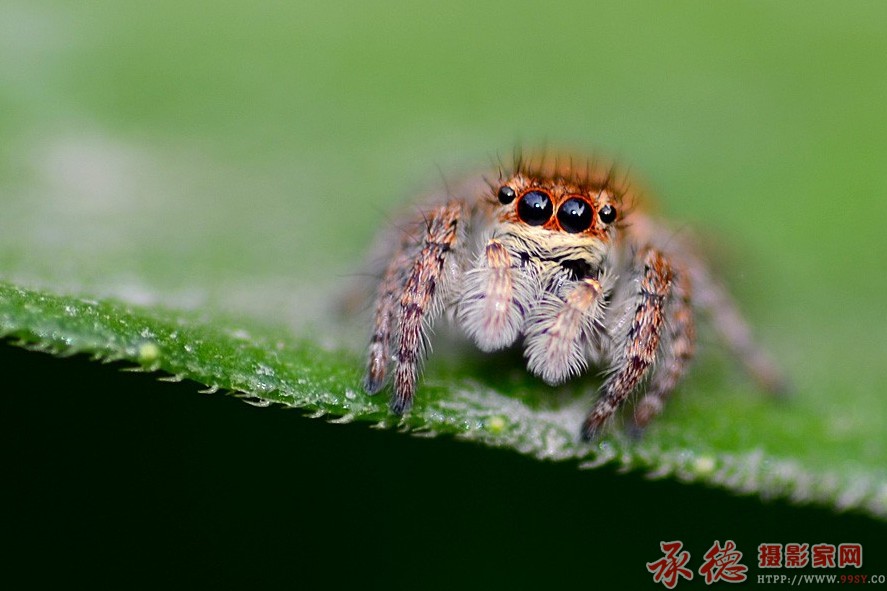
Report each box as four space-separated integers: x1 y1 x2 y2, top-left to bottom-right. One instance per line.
2 282 885 521
2 0 886 525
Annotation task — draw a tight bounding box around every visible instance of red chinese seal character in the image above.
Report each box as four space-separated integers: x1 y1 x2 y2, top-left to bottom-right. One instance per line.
838 543 863 568
647 541 694 589
757 543 782 568
785 543 809 568
699 540 748 584
811 544 836 569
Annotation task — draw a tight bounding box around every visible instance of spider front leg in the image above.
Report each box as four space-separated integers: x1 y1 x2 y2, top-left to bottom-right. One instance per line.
363 201 464 414
523 275 607 385
581 248 673 441
457 238 535 352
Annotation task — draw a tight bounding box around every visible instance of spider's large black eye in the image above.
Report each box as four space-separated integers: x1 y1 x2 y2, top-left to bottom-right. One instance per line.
598 204 617 225
517 190 553 226
557 197 593 233
497 185 516 204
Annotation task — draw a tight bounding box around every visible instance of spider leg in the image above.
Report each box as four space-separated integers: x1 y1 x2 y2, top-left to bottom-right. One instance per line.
458 238 533 352
632 266 696 432
523 276 606 385
582 248 672 441
388 201 463 414
363 231 417 395
687 256 789 395
629 212 788 395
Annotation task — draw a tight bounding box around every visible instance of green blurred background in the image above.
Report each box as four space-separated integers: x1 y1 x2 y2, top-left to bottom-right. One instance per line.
2 0 885 585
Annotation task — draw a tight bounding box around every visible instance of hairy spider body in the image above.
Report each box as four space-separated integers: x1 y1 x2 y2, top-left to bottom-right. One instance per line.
360 154 785 440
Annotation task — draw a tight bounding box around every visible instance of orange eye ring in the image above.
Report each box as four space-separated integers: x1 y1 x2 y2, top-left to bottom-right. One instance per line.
517 190 553 226
557 197 594 233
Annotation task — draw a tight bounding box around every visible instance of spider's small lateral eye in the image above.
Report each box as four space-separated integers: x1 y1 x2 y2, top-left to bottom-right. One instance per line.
557 197 593 233
598 204 617 225
497 185 516 204
517 190 553 226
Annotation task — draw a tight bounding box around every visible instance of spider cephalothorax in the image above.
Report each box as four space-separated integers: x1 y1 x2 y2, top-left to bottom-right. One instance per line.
360 153 785 440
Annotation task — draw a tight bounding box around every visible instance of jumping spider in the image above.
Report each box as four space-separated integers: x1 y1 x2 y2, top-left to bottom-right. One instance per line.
360 153 786 440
